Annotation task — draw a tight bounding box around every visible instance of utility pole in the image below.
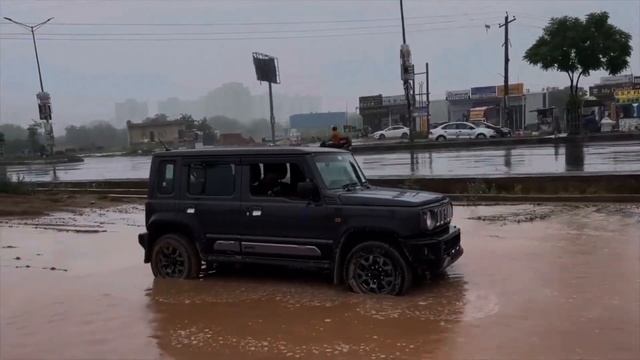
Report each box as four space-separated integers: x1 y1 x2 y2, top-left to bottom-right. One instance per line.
425 62 430 130
499 12 516 128
268 82 275 145
399 0 415 143
4 16 55 155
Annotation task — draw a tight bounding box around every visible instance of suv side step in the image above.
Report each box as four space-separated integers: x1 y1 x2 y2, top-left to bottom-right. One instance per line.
205 254 332 270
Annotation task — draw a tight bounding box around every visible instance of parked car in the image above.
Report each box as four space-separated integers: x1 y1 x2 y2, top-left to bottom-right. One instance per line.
428 122 496 141
371 125 410 140
470 121 512 137
138 147 462 295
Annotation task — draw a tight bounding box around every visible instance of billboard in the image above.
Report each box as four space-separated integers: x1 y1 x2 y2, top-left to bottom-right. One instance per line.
445 89 470 101
470 86 497 99
600 74 633 85
252 52 280 84
497 83 524 97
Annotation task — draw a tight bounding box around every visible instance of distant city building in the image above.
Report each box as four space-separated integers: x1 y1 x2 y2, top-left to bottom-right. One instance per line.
115 99 149 126
289 112 348 137
157 83 322 123
126 119 190 148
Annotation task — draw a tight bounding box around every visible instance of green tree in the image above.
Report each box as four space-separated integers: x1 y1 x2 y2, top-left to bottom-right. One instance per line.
0 124 28 140
523 11 632 134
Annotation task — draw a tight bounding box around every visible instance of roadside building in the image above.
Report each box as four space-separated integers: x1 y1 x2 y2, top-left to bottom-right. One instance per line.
358 95 411 133
589 74 640 130
126 119 190 148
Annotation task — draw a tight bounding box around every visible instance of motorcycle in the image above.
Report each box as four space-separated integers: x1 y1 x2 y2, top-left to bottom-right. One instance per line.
319 136 352 150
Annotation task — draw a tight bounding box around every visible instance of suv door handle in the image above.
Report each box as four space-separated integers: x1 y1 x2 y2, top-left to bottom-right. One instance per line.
246 207 262 217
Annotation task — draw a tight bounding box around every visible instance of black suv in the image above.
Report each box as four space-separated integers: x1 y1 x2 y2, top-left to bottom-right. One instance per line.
138 147 462 295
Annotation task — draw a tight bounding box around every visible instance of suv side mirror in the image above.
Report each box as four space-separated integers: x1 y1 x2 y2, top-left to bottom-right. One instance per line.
297 181 319 201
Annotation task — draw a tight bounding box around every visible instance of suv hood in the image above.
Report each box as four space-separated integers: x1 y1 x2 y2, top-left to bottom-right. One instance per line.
338 187 445 207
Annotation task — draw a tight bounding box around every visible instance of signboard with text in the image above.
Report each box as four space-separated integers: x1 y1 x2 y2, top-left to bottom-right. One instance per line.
445 89 471 101
359 95 383 109
497 83 524 97
599 74 634 85
470 86 497 99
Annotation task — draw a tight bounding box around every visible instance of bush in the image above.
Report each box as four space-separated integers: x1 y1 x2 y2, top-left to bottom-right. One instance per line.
0 175 32 195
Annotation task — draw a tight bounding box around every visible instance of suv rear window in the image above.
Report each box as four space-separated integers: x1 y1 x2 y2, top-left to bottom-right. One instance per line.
157 161 175 195
188 162 235 196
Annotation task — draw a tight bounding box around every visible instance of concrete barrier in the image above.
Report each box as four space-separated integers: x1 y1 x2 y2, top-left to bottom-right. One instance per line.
32 173 640 202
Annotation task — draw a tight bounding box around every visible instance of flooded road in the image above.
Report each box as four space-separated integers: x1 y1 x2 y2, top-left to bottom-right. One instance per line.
1 204 639 359
4 141 640 181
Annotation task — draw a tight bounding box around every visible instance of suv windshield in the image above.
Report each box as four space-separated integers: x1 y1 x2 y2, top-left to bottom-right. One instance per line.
313 153 368 190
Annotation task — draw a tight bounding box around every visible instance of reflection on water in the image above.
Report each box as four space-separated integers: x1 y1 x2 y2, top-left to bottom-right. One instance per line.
5 141 640 181
146 268 469 359
564 142 585 172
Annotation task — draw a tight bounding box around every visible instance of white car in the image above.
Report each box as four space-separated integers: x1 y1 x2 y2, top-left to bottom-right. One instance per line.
371 125 410 140
429 122 496 141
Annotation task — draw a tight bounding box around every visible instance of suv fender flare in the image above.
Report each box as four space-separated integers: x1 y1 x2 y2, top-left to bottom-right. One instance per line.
332 227 408 284
145 213 204 263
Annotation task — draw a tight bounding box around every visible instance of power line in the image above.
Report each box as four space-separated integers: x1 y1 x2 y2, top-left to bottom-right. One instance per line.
0 11 500 27
0 17 502 36
0 22 497 41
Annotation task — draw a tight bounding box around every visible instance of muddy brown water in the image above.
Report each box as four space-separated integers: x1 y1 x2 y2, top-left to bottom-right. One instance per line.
1 204 639 359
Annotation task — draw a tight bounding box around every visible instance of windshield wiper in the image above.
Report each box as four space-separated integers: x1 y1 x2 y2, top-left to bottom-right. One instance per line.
341 182 361 191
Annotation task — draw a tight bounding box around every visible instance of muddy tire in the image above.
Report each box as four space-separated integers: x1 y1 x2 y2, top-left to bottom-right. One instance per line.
344 241 412 296
401 133 409 139
151 233 201 279
436 135 446 142
377 134 386 140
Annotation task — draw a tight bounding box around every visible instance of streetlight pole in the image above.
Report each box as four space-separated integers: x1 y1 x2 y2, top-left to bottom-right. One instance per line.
3 17 53 92
3 17 55 155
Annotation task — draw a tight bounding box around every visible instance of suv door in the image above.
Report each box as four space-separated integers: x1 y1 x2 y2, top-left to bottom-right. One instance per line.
238 156 334 260
180 157 244 256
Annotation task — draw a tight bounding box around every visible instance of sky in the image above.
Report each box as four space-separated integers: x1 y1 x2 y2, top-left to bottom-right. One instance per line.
1 0 639 131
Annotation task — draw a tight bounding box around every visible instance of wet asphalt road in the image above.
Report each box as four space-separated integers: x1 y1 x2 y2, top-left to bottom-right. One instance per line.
4 141 640 181
1 203 639 359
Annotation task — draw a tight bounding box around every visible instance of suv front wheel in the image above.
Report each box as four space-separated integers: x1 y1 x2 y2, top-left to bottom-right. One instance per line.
345 241 412 295
151 233 201 279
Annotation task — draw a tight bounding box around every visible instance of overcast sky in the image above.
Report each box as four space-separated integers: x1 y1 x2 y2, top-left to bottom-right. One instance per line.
1 0 639 131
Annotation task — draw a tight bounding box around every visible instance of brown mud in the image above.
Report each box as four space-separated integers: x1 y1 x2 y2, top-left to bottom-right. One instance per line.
1 203 639 359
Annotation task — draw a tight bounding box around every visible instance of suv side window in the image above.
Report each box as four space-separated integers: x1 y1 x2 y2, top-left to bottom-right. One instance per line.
249 161 308 199
188 162 235 196
157 161 175 195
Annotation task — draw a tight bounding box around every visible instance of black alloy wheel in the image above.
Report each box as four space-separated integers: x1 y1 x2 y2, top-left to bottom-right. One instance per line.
345 241 412 295
151 234 200 279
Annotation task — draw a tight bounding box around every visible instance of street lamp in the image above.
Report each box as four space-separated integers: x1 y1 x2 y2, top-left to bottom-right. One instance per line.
3 16 55 155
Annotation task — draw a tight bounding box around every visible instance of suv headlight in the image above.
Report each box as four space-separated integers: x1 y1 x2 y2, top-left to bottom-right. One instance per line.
423 210 435 230
422 202 453 231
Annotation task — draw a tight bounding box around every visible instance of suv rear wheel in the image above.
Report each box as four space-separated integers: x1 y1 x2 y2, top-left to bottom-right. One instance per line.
345 241 412 295
151 234 201 279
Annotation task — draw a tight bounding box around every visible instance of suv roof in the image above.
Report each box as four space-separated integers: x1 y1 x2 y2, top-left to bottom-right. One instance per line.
152 146 346 158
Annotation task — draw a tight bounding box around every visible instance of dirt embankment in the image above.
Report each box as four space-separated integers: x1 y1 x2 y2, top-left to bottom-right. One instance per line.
0 193 143 217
